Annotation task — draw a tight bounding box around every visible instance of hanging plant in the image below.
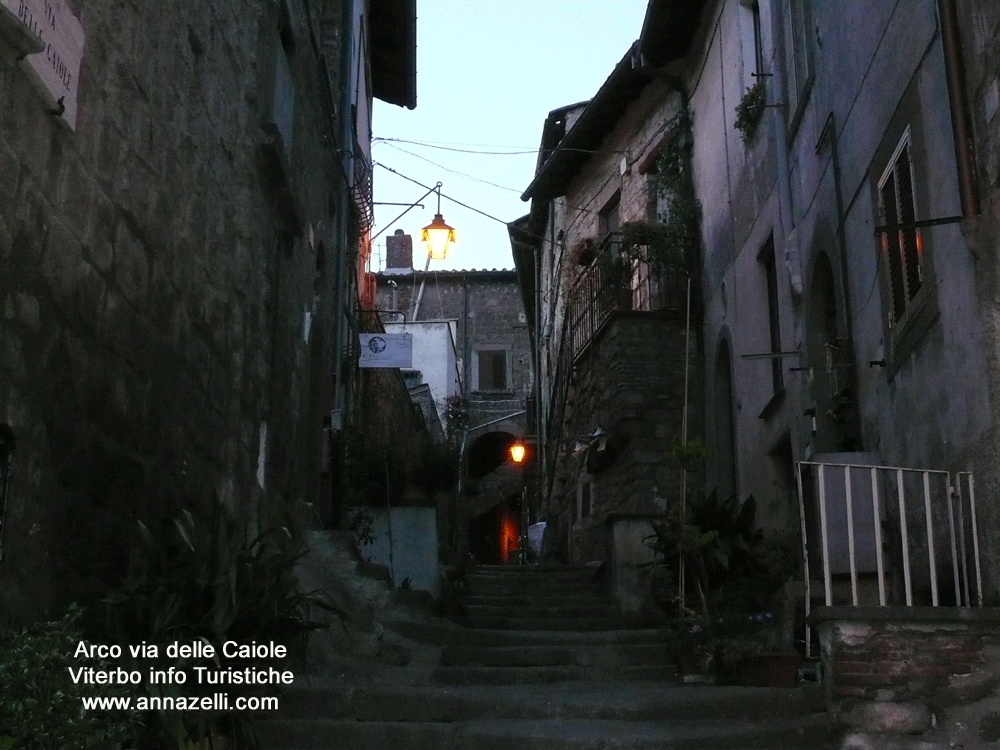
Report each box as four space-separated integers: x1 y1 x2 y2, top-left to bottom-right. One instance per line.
620 220 673 248
734 82 766 146
620 220 684 267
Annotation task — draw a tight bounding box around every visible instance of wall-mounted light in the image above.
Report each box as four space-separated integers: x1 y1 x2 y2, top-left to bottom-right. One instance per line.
508 439 528 464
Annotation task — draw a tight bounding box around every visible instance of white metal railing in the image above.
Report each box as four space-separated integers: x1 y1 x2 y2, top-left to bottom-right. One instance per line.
796 461 982 656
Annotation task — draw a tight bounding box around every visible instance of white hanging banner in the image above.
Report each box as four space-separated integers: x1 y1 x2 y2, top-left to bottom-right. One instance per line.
359 333 412 368
2 0 85 129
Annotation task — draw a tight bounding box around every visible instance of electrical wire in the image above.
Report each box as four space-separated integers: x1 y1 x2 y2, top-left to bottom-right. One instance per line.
374 161 525 230
374 136 627 157
380 142 526 194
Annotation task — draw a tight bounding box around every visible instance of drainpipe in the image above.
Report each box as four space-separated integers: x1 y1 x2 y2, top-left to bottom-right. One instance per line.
768 16 799 293
938 0 980 218
0 424 14 562
536 224 546 521
329 0 355 526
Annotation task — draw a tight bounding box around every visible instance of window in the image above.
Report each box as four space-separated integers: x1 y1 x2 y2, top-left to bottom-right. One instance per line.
741 0 765 90
781 0 813 122
599 193 620 239
878 131 923 332
760 235 784 393
476 349 509 392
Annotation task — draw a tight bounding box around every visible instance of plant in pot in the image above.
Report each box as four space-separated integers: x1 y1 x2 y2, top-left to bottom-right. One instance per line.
643 491 764 680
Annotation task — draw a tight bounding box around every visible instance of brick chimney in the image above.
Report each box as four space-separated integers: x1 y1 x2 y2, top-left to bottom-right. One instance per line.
384 229 413 274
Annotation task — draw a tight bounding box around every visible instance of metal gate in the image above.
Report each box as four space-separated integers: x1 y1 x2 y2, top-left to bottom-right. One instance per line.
796 459 982 655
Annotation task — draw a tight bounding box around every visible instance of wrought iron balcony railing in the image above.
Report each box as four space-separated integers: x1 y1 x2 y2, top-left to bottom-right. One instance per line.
568 233 695 360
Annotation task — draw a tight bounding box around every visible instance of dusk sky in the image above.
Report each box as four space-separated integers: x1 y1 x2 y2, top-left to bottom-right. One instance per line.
371 0 651 272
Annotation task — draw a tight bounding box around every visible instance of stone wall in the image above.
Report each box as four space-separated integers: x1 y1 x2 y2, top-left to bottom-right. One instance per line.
0 0 345 621
374 268 532 429
549 311 700 564
955 0 1000 600
812 607 1000 748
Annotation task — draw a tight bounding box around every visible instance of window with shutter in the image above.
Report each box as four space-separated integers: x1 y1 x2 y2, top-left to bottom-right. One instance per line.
878 132 923 331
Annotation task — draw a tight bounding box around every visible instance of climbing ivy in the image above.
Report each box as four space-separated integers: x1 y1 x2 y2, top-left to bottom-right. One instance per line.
624 108 701 271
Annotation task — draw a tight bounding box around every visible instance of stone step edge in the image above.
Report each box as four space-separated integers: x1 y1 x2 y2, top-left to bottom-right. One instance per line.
253 714 830 750
384 618 670 645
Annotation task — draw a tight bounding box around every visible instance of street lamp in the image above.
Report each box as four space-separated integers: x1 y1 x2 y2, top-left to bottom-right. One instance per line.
372 180 457 320
421 186 456 261
508 439 528 465
372 181 456 263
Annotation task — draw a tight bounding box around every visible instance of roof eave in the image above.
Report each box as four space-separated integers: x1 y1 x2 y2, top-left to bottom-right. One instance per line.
370 0 417 109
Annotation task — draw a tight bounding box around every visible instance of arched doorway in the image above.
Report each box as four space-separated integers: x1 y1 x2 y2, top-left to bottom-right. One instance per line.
807 252 859 451
465 430 524 564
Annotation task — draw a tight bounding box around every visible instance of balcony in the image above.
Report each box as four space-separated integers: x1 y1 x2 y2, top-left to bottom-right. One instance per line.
569 232 695 360
352 138 374 242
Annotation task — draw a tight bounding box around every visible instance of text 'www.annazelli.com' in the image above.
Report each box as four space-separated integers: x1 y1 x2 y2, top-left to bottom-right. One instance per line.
80 694 280 711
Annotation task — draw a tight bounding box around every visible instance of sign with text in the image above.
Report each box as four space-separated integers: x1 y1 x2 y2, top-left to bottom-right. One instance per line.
359 333 412 369
2 0 84 129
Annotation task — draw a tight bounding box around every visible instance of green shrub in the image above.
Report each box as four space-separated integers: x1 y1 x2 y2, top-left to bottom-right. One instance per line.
0 604 140 750
104 508 345 748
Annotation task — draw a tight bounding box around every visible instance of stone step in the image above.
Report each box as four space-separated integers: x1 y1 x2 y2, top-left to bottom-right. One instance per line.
461 593 609 608
432 663 678 685
255 714 830 750
440 642 676 668
346 682 821 722
462 579 602 596
464 567 601 585
475 564 597 573
456 615 621 631
442 644 575 667
386 619 668 646
461 603 611 619
273 682 824 724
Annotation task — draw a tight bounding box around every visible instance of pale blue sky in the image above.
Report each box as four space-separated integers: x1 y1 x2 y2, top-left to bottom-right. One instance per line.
371 0 651 271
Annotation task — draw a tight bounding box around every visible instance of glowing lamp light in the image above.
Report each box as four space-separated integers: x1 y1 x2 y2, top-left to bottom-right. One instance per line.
421 213 456 260
508 440 527 464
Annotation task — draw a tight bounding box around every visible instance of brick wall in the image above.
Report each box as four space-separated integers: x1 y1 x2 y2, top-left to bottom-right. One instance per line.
813 607 1000 744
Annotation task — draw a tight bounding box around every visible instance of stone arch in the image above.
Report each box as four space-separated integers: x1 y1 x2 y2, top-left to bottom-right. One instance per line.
462 425 526 563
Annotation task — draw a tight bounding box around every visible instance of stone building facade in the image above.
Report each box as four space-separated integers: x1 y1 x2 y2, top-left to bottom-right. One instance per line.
0 0 416 621
515 34 703 566
665 0 997 601
953 0 1000 602
373 237 533 562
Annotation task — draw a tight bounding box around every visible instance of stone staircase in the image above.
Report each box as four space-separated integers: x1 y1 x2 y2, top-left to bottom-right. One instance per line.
434 563 677 684
254 563 831 749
